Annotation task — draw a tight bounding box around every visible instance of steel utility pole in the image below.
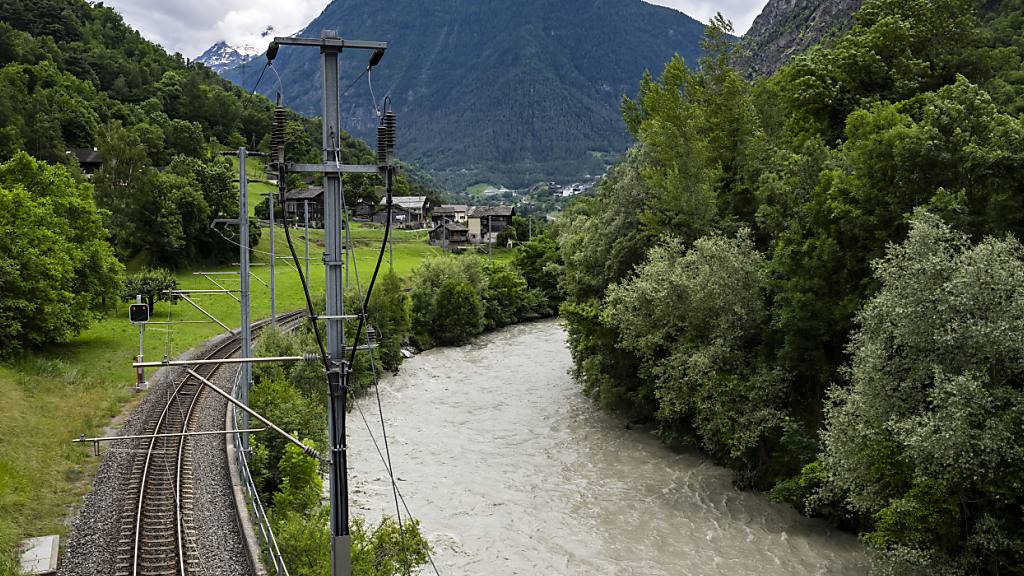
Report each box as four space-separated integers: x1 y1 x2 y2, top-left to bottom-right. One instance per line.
267 30 388 576
238 147 252 452
268 188 277 325
304 199 310 281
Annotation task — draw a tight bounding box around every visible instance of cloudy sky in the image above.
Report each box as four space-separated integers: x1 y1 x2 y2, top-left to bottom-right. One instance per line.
104 0 770 58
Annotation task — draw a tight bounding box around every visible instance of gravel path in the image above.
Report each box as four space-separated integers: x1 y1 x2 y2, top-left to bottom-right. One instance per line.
59 332 253 576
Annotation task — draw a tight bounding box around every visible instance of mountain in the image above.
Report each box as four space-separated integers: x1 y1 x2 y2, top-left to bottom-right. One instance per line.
218 0 709 189
195 41 259 74
737 0 864 77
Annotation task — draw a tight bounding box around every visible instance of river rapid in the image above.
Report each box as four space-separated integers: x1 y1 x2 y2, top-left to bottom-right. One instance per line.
348 319 868 575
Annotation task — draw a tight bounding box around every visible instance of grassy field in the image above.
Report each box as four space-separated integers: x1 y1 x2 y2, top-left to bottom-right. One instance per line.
0 212 514 572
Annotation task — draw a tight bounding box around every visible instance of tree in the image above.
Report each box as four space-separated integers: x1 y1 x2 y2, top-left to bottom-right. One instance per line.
821 211 1024 575
604 232 795 484
481 261 528 330
92 121 151 255
368 272 411 371
0 152 123 353
122 267 177 309
430 279 484 346
513 235 562 306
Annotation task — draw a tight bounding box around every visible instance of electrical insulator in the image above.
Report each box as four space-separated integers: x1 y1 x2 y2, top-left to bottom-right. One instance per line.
377 123 388 167
271 105 288 163
383 111 396 164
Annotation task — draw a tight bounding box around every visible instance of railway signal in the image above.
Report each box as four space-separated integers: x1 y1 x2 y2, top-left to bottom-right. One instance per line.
128 302 149 324
129 295 148 390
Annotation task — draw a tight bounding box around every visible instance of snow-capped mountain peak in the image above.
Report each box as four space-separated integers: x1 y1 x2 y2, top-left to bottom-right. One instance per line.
195 40 262 73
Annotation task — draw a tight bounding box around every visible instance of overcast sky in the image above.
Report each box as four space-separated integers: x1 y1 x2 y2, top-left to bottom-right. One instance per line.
103 0 769 58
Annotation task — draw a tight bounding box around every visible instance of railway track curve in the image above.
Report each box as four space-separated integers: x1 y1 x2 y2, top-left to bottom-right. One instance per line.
115 311 306 576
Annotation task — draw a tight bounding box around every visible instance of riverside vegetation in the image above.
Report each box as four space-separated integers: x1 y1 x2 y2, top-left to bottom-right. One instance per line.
556 6 1024 576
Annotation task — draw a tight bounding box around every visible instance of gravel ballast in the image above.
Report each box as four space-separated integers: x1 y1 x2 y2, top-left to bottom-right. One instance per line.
59 332 254 576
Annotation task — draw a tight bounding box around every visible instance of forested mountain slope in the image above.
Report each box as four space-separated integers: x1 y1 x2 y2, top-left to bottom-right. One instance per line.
221 0 710 189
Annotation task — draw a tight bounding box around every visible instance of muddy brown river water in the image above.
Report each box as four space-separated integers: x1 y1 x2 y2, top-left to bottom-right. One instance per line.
348 319 868 575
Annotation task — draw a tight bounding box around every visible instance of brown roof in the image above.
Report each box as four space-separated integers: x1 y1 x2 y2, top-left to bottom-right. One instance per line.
468 205 514 218
433 204 469 215
285 187 324 201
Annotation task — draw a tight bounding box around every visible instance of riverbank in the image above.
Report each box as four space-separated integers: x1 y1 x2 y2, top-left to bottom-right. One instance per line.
348 319 868 575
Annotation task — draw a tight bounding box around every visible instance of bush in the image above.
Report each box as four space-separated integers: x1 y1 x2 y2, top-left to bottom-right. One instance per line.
250 378 324 499
410 256 485 346
272 510 430 576
481 261 528 329
431 279 484 345
123 267 177 309
368 272 411 371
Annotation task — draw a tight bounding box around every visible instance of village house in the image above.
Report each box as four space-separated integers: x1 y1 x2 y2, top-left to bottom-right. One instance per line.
376 196 429 228
371 202 416 227
352 199 376 221
430 204 469 226
467 205 515 244
283 186 324 228
429 221 470 249
67 148 103 178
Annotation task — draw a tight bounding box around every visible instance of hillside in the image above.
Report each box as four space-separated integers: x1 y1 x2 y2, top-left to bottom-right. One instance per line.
220 0 709 189
737 0 863 77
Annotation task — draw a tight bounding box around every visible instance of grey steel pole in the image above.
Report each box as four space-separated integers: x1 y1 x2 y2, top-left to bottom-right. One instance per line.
268 190 277 325
304 199 310 282
488 214 493 259
136 294 145 391
239 147 252 453
320 31 351 576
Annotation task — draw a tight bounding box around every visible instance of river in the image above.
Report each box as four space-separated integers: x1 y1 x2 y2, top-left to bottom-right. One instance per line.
348 319 868 575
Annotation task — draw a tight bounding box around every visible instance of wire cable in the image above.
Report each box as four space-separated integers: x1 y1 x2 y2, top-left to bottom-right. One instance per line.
249 62 270 96
340 176 413 576
368 68 380 118
344 67 372 99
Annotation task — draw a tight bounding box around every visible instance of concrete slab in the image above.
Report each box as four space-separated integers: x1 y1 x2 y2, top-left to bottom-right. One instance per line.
19 535 59 575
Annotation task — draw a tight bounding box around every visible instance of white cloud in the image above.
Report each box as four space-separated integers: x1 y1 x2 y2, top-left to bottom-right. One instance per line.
645 0 769 34
102 0 332 57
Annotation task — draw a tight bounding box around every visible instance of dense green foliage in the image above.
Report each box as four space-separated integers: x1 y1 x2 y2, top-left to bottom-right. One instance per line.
410 255 555 347
559 4 1024 574
821 212 1024 573
368 272 412 371
227 0 710 189
122 267 177 309
0 152 123 354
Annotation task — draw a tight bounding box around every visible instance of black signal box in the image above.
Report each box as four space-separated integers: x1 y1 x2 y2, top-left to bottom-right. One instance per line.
129 303 150 324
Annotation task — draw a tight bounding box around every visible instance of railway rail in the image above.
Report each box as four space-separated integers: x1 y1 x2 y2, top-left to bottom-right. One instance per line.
115 311 306 576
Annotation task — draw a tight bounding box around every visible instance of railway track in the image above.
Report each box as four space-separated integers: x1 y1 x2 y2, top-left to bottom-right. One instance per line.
115 311 306 576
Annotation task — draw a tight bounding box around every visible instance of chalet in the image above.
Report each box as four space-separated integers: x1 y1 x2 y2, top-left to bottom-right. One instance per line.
352 200 376 221
429 221 470 249
431 204 469 226
467 205 515 243
371 203 415 227
283 186 324 228
67 148 103 177
380 196 429 228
